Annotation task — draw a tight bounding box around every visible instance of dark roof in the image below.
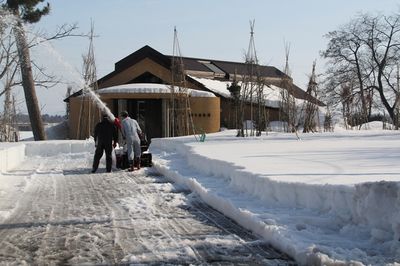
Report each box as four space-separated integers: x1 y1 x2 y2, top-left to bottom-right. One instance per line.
97 45 288 85
116 45 170 71
97 45 172 86
93 45 324 106
167 56 286 79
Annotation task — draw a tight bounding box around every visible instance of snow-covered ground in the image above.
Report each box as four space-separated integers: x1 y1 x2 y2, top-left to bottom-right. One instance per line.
149 124 400 266
0 123 399 265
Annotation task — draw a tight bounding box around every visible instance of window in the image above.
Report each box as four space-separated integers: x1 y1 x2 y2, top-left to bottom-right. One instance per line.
198 60 225 74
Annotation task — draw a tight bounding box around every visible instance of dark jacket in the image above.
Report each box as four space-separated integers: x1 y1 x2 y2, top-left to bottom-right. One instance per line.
93 117 118 146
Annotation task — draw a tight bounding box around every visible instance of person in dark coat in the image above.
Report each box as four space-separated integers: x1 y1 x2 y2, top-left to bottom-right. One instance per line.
92 113 118 173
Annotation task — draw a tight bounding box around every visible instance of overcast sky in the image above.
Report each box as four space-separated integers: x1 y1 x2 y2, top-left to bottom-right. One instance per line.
4 0 400 115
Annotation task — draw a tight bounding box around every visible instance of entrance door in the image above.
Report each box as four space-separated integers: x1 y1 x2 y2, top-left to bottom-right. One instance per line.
127 99 162 140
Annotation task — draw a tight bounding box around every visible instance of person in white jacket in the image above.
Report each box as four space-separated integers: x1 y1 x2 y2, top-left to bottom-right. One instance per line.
120 111 142 171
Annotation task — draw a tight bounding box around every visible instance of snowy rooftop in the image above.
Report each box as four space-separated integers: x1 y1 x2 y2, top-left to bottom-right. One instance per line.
96 83 216 98
189 75 284 108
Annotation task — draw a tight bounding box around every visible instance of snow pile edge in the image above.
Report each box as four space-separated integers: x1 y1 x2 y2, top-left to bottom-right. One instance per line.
150 137 400 265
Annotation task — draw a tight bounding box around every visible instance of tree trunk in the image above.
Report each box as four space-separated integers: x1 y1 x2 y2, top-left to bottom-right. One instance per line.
13 22 46 140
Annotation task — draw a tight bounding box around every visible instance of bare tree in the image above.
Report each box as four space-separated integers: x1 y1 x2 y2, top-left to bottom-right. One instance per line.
1 1 87 141
227 73 241 132
3 1 83 140
0 24 19 96
303 61 320 133
237 20 267 137
170 27 192 137
322 12 400 128
76 22 98 139
4 0 50 140
280 43 297 133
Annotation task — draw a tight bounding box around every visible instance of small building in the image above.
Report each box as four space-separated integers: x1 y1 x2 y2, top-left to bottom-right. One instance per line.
66 45 319 140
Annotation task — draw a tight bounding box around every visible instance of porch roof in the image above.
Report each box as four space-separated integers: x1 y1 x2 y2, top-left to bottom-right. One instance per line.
96 83 217 98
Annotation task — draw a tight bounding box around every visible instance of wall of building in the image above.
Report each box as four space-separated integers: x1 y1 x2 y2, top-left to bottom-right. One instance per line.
189 97 220 134
68 94 220 139
68 96 108 140
220 98 280 129
98 58 173 89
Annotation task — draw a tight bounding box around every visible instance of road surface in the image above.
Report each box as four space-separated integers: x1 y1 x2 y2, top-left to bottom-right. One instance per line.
0 152 295 265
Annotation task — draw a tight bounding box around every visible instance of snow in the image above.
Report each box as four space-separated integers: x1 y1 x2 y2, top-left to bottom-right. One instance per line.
0 143 25 172
97 83 216 98
189 75 283 108
149 127 400 265
0 124 399 265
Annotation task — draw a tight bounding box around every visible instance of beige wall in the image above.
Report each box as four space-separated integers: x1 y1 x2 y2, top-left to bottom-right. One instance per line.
68 96 109 139
98 58 173 89
189 97 220 134
68 94 220 139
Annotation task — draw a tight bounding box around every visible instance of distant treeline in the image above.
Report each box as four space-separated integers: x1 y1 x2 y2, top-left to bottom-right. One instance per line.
16 114 67 124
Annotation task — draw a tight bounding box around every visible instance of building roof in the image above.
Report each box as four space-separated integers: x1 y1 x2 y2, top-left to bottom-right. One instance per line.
76 45 324 106
98 45 287 84
173 56 287 80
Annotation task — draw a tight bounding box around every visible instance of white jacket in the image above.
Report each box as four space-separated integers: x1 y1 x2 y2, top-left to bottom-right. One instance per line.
121 117 142 144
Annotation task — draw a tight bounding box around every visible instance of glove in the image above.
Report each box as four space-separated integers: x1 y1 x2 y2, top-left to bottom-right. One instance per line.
114 118 122 129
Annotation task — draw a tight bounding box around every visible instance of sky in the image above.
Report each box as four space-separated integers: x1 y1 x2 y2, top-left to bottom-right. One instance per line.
1 123 399 264
2 0 400 115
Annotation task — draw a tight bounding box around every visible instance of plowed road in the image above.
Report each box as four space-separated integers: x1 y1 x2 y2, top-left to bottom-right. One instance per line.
0 153 295 265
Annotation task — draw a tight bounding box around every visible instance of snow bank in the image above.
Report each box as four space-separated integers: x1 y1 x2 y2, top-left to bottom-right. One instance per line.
24 140 94 157
0 140 95 223
0 140 94 173
0 143 25 173
149 131 400 265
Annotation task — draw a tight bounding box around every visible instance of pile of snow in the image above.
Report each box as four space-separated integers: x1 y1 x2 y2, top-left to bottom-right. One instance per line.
24 140 94 157
0 143 25 172
149 128 400 265
0 140 94 173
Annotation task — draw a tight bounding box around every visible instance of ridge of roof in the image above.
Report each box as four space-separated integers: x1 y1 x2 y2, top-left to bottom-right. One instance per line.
115 45 171 71
97 45 171 85
165 55 286 79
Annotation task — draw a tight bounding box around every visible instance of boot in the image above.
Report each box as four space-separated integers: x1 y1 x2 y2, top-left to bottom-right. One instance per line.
128 160 134 172
136 158 141 170
134 157 141 170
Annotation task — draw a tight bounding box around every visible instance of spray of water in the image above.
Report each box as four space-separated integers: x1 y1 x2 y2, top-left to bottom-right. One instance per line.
31 35 116 121
1 11 116 123
85 88 115 121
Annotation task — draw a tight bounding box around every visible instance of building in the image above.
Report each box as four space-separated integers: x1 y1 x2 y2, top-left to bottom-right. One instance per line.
66 45 320 140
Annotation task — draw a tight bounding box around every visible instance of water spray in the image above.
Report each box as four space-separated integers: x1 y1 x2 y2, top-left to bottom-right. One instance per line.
1 11 118 129
83 87 115 121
